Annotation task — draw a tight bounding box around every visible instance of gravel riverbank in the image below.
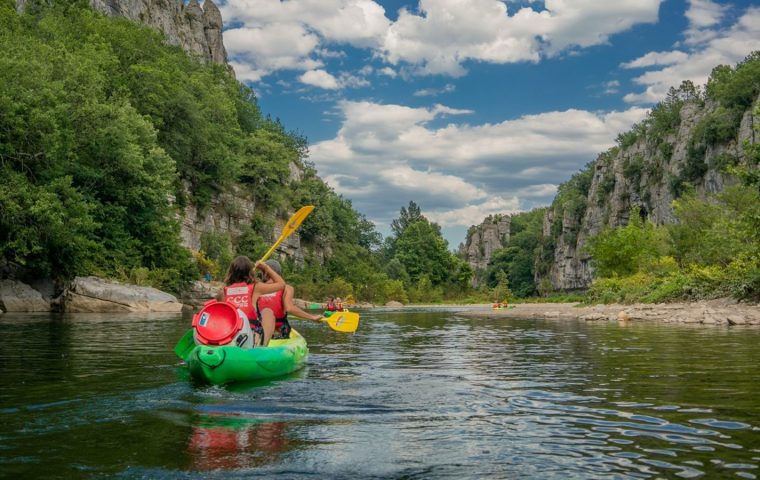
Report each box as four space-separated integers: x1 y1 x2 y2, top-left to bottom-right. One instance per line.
458 298 760 326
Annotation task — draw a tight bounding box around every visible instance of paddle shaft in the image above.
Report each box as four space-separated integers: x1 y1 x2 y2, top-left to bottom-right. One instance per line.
259 205 314 263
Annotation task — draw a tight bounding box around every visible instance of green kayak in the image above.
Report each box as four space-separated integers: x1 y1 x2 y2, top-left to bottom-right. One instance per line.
184 329 309 385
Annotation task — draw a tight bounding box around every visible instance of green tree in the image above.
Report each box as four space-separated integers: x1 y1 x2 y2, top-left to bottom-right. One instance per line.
587 210 668 277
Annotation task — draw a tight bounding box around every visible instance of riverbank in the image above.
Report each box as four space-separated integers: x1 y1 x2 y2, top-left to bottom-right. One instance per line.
457 298 760 326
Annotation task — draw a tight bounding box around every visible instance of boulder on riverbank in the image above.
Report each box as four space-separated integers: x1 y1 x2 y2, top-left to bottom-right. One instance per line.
56 276 183 313
180 280 221 310
0 280 51 312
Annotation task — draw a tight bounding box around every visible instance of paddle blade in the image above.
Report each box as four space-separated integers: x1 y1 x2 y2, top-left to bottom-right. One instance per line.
260 205 315 262
324 311 359 333
174 329 196 360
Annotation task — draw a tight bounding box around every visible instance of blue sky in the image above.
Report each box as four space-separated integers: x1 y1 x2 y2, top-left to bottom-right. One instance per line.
217 0 760 247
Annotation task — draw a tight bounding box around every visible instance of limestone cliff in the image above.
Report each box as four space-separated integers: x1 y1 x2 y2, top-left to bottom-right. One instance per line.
17 0 229 66
178 164 329 268
459 214 511 286
539 94 759 290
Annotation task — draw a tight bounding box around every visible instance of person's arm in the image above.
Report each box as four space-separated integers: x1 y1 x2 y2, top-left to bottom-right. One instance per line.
253 261 285 295
283 285 323 321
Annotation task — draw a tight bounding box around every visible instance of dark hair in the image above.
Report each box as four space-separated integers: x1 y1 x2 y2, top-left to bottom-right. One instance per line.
224 256 254 285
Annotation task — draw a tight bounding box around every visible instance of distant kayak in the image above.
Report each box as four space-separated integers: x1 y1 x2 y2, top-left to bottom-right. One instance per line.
183 329 308 385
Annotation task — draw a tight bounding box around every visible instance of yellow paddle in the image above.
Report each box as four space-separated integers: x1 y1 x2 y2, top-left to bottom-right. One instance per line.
259 205 314 263
320 311 360 333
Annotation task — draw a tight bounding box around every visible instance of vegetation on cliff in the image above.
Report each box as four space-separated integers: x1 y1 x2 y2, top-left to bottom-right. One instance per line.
0 1 474 302
581 55 760 302
468 53 759 303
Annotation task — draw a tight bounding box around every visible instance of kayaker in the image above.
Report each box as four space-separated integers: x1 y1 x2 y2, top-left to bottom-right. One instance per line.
326 297 337 312
219 256 285 347
335 297 344 311
258 260 325 338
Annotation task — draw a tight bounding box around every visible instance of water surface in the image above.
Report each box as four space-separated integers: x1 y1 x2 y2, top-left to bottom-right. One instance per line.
1 309 759 478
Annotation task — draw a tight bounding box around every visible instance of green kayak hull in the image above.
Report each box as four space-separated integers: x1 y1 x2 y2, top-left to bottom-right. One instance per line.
185 329 308 385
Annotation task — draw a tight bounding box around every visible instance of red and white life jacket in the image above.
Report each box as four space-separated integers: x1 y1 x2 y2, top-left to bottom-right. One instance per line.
223 282 256 320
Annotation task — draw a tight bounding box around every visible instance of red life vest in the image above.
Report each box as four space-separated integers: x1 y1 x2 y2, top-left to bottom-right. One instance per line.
257 290 286 321
223 282 257 320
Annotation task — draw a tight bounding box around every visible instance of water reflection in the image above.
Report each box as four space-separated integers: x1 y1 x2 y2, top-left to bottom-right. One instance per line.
188 414 289 471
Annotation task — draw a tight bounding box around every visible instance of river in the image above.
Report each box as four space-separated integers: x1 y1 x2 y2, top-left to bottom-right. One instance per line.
1 307 759 479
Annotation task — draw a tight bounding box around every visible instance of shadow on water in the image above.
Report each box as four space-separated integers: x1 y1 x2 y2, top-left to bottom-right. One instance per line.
1 311 759 478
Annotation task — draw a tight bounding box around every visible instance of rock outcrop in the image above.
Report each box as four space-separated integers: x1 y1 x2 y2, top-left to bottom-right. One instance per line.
460 214 511 286
538 94 759 290
0 280 51 312
16 0 229 67
56 276 183 313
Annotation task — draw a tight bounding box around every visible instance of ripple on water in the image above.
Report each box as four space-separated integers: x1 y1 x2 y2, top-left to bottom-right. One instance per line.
1 312 760 479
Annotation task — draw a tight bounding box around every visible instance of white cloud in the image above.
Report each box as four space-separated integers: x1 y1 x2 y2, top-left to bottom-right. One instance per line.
624 4 760 104
378 66 397 78
299 69 340 89
298 70 372 90
425 196 521 227
621 51 690 69
684 0 729 45
310 100 648 230
224 24 323 75
414 84 456 97
229 61 268 82
221 0 665 81
380 0 663 76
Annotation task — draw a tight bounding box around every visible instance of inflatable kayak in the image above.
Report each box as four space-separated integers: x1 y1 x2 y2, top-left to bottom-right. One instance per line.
183 329 309 385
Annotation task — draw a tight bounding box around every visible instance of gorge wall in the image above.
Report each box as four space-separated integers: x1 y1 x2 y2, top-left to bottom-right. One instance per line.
459 214 511 287
540 95 758 290
463 90 759 292
16 0 228 66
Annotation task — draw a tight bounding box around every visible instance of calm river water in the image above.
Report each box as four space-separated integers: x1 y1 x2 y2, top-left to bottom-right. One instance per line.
1 307 759 479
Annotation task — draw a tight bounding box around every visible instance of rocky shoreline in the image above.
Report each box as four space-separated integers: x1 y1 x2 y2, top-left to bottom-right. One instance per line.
2 277 757 325
459 298 760 326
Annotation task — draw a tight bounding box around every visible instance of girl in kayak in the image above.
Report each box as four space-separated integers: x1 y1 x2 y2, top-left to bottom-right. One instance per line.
257 260 325 338
326 297 337 312
220 256 285 347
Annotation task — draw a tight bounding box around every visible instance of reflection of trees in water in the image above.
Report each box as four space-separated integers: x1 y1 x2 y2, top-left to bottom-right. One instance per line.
187 414 291 471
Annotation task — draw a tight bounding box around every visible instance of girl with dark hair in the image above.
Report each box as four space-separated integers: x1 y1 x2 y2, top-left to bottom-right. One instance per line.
220 256 285 347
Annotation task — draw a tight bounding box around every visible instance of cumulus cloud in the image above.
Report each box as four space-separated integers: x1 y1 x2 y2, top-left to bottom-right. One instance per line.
414 84 456 97
221 0 665 81
299 70 341 89
623 3 760 104
309 100 648 233
380 0 663 76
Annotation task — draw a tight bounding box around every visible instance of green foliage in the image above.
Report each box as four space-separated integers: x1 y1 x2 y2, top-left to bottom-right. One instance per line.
0 3 198 290
596 171 617 204
484 208 544 298
622 154 645 193
490 270 512 303
587 209 669 278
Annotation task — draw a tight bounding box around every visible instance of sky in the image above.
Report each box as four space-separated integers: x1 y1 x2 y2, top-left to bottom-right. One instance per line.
216 0 760 248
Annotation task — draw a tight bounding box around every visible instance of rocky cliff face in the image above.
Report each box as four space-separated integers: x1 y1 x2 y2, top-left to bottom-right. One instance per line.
178 164 327 268
460 214 511 286
17 0 229 66
540 95 758 290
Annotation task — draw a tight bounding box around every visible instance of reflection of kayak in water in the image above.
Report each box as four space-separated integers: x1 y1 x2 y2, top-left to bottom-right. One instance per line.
188 414 288 471
185 329 308 385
